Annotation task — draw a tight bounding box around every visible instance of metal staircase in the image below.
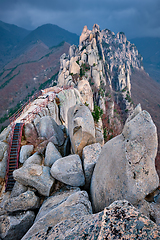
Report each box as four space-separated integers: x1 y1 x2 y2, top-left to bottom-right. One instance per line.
5 123 24 191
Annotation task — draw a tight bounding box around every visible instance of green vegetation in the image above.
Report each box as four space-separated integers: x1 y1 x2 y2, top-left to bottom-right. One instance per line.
92 105 103 123
125 93 132 103
80 63 90 78
122 86 127 92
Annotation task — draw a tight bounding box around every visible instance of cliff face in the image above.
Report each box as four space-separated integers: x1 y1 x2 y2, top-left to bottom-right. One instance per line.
57 24 143 135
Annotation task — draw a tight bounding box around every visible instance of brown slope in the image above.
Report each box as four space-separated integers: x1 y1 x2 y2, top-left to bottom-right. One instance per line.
0 41 70 131
131 68 160 177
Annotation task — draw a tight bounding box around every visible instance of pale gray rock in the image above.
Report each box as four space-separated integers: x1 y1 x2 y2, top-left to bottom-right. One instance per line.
35 186 80 222
57 88 81 127
77 80 94 111
69 57 80 75
44 142 62 167
47 100 61 125
3 191 40 213
82 143 101 189
95 126 104 146
50 154 85 187
0 141 8 181
0 126 11 142
0 192 10 217
10 181 28 198
68 103 95 157
38 116 64 146
0 211 35 240
22 191 92 240
23 152 42 166
13 164 55 196
19 145 34 164
88 49 98 66
91 110 159 212
0 149 8 179
92 66 100 88
0 141 8 161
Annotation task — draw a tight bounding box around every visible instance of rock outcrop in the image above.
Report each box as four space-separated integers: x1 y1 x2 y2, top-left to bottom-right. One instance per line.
50 154 85 187
13 164 55 196
68 103 96 156
90 110 159 212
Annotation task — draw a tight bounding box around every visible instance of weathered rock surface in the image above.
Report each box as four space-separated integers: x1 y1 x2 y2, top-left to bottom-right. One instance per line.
47 100 61 125
3 191 40 213
10 181 28 198
82 143 101 189
38 116 64 146
57 88 81 126
0 148 8 179
98 200 160 240
22 199 160 240
44 142 62 167
68 103 95 156
91 110 159 212
23 152 42 166
77 80 94 111
35 186 80 222
19 145 34 164
13 164 55 196
50 154 85 187
22 190 92 240
24 122 38 144
46 211 103 240
0 211 35 240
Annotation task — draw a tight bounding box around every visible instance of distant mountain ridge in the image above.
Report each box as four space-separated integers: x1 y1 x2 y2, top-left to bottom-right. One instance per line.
130 37 160 83
0 21 79 69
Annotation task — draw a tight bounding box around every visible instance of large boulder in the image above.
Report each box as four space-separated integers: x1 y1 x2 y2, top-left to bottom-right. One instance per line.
19 145 34 164
68 103 96 157
69 57 80 75
98 200 160 240
10 181 28 198
3 191 40 213
24 122 38 144
22 200 160 240
82 143 101 189
44 142 62 167
37 116 64 146
91 110 159 212
21 190 92 239
47 100 61 125
77 80 94 111
13 164 55 196
57 88 81 126
50 154 85 187
0 211 35 240
23 152 42 166
34 186 80 222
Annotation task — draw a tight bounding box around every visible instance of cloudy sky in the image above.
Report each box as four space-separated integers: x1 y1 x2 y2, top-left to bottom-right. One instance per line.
0 0 160 39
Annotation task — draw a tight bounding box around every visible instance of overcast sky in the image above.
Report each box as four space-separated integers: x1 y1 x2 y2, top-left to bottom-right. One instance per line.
0 0 160 39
